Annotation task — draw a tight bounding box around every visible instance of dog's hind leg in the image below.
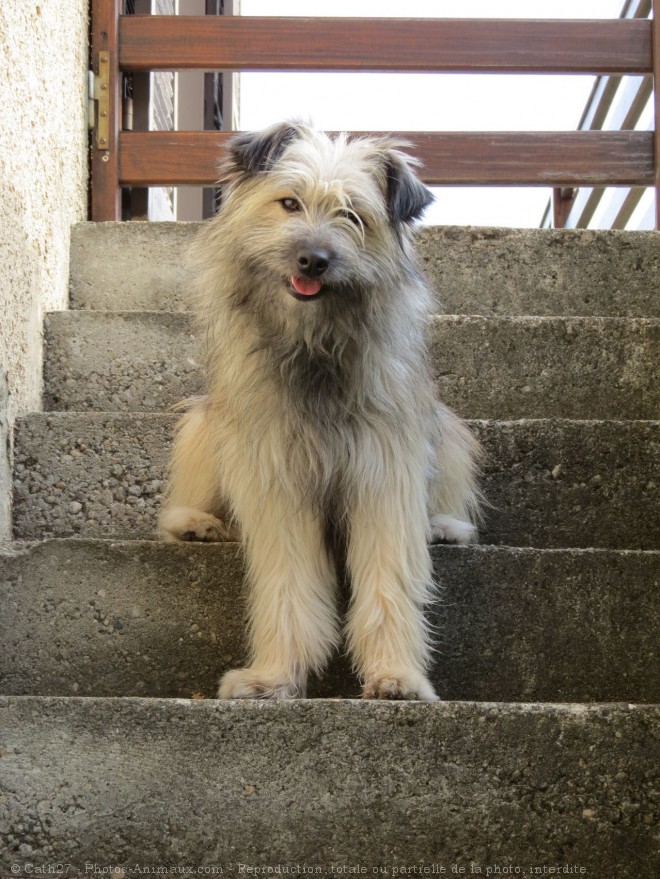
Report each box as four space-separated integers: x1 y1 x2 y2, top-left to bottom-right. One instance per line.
218 486 339 699
159 399 239 542
427 401 482 545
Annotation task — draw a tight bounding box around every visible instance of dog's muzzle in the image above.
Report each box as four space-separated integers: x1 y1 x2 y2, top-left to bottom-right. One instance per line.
289 247 330 300
297 248 329 279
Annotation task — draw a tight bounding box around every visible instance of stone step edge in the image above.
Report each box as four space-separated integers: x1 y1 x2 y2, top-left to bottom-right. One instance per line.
69 223 660 321
46 310 660 323
4 538 658 704
2 691 656 875
3 537 659 557
14 412 660 429
13 417 658 549
2 693 657 711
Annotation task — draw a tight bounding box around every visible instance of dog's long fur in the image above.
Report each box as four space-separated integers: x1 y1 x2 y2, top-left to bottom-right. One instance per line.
160 122 482 701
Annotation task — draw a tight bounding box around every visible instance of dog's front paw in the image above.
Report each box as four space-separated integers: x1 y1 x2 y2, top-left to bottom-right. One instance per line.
160 506 239 542
429 514 477 545
362 671 439 702
218 667 305 699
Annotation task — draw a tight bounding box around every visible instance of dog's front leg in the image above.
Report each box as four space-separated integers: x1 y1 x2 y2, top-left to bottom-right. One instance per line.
217 493 339 699
345 480 439 702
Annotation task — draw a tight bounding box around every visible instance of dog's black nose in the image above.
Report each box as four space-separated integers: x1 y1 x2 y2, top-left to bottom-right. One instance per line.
297 248 330 278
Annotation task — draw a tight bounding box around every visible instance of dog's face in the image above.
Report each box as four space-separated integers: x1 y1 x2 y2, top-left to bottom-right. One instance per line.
215 122 433 309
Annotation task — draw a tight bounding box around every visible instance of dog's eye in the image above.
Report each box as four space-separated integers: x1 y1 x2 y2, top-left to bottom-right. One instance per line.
338 208 364 228
280 197 301 213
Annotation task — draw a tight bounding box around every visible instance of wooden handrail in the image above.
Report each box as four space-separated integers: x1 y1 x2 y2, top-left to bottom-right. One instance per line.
119 130 655 188
547 0 654 229
89 2 660 227
119 16 652 74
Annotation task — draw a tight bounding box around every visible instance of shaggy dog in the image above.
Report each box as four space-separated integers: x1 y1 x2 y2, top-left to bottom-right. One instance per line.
160 122 481 701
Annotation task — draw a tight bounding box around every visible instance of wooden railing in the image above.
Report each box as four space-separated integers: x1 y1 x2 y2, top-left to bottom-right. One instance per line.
546 0 656 229
90 0 660 229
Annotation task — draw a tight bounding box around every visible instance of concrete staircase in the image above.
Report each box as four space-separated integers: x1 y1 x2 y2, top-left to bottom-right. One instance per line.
1 223 658 875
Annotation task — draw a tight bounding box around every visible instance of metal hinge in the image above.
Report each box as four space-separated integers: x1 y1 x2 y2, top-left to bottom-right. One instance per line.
88 51 110 150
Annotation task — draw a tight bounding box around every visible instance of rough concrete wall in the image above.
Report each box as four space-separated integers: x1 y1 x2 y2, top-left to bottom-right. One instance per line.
0 0 88 536
0 370 10 537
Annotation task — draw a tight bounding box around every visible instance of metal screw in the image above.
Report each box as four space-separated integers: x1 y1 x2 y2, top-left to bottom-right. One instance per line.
101 154 109 163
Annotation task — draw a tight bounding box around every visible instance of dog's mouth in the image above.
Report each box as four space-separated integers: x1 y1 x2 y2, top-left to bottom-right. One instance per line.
288 275 325 301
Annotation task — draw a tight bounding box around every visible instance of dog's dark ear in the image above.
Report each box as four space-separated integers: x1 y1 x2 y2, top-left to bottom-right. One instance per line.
383 151 434 225
225 122 302 177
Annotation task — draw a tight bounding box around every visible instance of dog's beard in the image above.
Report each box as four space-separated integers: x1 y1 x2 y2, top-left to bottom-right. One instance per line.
231 254 371 325
225 261 379 427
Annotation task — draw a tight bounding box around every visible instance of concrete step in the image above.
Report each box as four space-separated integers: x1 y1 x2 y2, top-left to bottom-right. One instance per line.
1 696 657 875
12 414 659 549
70 222 660 317
44 311 660 419
1 539 657 703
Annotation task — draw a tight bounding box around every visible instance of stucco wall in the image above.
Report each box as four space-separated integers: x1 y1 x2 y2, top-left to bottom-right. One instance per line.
0 0 89 537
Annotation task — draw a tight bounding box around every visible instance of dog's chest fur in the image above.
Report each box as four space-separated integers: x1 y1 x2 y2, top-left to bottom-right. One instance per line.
255 302 379 424
277 338 356 419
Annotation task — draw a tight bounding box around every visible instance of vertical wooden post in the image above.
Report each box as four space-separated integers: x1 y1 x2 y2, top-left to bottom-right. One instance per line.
552 187 577 228
653 0 660 230
91 0 122 221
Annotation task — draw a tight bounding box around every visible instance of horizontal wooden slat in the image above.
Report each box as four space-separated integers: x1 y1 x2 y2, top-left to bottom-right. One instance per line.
119 131 655 187
119 16 652 74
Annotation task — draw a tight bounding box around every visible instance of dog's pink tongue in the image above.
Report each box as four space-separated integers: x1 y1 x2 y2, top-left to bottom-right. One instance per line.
291 276 322 296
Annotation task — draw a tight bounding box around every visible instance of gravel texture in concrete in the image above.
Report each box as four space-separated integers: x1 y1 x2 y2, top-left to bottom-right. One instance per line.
429 315 660 420
1 539 658 703
70 222 660 316
472 418 660 549
12 414 660 549
44 311 660 419
44 311 200 411
417 225 660 317
4 222 659 875
0 697 657 876
0 368 10 539
70 221 199 312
